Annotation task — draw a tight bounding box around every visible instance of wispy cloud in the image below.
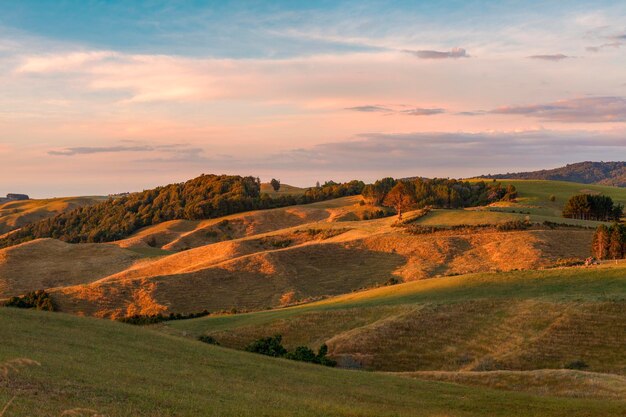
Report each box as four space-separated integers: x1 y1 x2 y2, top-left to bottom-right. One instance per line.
48 143 200 156
345 105 391 112
586 42 621 52
527 54 569 61
259 130 626 177
346 105 445 116
491 97 626 123
403 47 469 59
401 108 445 116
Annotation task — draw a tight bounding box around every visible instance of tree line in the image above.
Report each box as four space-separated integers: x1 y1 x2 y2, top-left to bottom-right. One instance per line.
562 194 623 221
363 178 517 217
0 175 364 248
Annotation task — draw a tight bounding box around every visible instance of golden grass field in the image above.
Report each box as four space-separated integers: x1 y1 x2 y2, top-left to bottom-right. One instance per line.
0 196 105 235
0 181 614 318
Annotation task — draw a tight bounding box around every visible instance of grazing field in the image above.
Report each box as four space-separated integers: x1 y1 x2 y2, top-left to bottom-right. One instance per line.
0 196 105 235
164 264 626 374
472 179 626 218
398 369 626 400
0 239 142 298
1 180 621 319
260 182 306 196
1 308 623 417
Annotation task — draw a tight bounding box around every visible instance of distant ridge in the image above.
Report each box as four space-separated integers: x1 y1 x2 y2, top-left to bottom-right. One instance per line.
480 161 626 187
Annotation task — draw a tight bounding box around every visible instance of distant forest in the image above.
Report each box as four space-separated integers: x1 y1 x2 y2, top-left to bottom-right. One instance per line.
0 175 364 247
481 161 626 187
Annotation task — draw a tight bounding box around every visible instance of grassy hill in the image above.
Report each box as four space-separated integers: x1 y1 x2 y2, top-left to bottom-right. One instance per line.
480 161 626 187
162 264 626 375
0 239 142 298
5 180 620 318
260 182 306 196
0 196 105 235
1 307 623 417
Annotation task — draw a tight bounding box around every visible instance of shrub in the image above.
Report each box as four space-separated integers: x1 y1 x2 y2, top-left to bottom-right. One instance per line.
285 344 337 367
565 360 589 370
244 336 336 367
285 346 317 363
198 335 220 345
384 277 401 286
118 310 210 325
245 335 287 357
5 290 54 311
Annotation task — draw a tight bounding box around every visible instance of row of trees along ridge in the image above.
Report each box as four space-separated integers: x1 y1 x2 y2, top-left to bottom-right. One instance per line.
0 175 365 247
364 178 517 218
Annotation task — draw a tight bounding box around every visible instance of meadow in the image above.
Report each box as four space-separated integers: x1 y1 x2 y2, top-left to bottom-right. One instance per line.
1 307 624 417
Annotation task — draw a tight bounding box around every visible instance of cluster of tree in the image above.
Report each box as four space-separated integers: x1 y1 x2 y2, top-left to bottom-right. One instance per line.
300 180 365 203
481 161 626 187
117 310 210 325
404 219 531 235
591 223 625 260
562 194 623 221
4 290 54 311
244 335 336 367
0 175 364 248
363 178 517 217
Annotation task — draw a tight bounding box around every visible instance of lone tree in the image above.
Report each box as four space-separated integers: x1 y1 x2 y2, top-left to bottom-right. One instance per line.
383 181 416 219
270 178 281 192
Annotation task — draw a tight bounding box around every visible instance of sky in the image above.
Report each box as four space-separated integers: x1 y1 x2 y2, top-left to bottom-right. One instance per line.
1 0 626 197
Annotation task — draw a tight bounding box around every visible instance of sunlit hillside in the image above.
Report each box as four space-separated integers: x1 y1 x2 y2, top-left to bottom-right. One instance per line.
0 196 105 235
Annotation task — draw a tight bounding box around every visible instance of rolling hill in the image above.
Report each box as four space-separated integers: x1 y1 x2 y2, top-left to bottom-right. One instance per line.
0 307 623 417
162 263 626 375
3 179 623 318
0 196 105 235
481 161 626 187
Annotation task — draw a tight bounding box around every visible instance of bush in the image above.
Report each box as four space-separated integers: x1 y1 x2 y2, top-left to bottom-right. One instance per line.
118 310 210 325
244 336 336 367
5 290 54 311
565 360 589 370
285 346 317 362
198 335 220 345
384 277 401 286
245 335 288 357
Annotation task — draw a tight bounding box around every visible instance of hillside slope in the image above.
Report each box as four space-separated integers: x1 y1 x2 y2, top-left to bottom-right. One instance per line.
3 180 622 318
0 308 623 417
0 196 104 235
481 161 626 187
0 239 142 298
49 221 594 318
164 264 626 375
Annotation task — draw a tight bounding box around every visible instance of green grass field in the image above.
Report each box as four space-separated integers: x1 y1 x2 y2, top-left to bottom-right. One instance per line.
487 179 626 217
163 265 626 374
1 308 624 417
